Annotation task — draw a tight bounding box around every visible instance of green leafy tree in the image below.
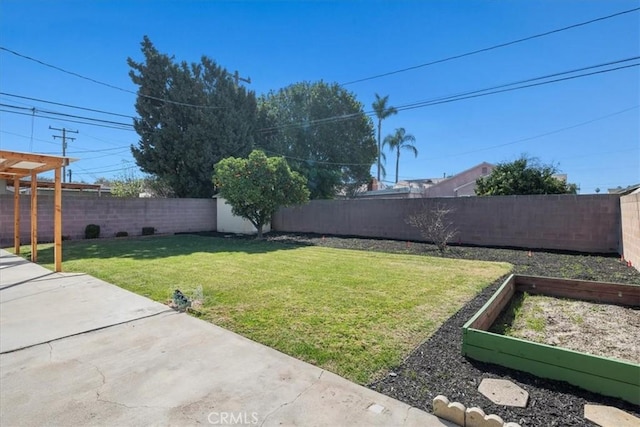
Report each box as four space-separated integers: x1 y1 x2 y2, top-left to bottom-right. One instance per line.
383 127 418 183
213 150 309 238
109 167 145 198
475 156 578 195
111 178 145 198
372 93 398 183
258 81 376 199
128 36 258 198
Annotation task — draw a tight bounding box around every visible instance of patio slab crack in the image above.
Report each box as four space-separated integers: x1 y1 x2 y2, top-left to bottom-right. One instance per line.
259 371 324 427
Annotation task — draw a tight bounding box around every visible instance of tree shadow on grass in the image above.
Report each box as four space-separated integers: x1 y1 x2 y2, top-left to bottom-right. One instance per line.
20 233 312 264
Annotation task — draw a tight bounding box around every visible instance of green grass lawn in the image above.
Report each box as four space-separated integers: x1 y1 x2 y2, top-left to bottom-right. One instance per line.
12 235 511 384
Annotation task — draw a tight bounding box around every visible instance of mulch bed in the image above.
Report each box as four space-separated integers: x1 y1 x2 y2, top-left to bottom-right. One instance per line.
259 233 640 426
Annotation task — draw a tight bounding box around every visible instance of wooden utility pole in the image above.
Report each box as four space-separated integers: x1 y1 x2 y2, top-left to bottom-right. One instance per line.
50 126 78 182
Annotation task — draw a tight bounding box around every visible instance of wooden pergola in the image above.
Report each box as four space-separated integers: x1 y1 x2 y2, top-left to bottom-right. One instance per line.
0 150 75 272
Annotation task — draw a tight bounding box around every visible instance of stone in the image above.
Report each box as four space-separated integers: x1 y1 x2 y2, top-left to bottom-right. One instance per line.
478 378 529 407
484 414 506 427
466 407 507 427
584 404 640 427
433 395 465 426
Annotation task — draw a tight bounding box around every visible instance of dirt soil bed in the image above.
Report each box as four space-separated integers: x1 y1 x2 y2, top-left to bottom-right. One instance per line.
252 233 640 426
495 293 640 365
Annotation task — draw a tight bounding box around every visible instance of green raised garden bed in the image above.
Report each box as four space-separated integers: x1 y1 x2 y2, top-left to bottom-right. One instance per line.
462 274 640 405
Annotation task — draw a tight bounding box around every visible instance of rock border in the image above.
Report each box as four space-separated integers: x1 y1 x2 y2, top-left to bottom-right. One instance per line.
433 395 521 427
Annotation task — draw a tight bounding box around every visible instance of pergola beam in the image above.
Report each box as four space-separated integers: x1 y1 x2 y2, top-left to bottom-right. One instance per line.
0 159 22 172
0 150 69 165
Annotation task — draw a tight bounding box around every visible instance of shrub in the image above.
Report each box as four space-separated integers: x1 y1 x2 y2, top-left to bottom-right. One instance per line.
406 203 458 252
85 224 100 239
115 231 128 238
142 227 155 236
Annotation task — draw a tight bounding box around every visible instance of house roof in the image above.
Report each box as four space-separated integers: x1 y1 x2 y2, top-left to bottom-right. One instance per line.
608 184 640 195
404 162 495 187
16 180 102 191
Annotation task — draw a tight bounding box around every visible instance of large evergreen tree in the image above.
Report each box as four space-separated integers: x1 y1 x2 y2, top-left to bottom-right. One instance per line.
128 36 258 198
257 81 376 199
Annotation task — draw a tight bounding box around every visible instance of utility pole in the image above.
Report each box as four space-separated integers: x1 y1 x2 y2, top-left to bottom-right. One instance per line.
50 126 78 183
232 70 251 87
67 169 72 183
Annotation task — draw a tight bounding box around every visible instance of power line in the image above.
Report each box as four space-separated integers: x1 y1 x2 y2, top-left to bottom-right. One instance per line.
68 146 131 154
0 103 135 128
81 131 136 147
74 164 138 175
429 105 640 160
80 149 132 161
0 108 135 131
0 130 131 154
341 7 640 85
258 57 639 134
263 105 639 168
0 46 225 110
0 129 59 146
394 63 639 113
0 92 134 119
259 149 374 167
72 159 134 172
393 57 639 111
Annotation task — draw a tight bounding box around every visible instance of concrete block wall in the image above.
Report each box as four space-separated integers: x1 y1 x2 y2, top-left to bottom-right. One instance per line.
0 194 216 244
273 195 622 253
620 191 640 271
2 192 629 256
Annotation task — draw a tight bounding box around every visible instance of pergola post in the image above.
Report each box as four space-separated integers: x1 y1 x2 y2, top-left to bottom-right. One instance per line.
30 171 38 263
13 176 20 254
1 150 74 272
54 167 62 272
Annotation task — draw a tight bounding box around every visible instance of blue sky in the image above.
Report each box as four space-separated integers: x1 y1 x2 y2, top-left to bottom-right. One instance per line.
1 0 638 193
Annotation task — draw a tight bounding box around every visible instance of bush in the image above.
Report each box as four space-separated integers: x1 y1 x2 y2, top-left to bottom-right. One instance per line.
85 224 100 239
115 231 128 238
142 227 155 236
406 203 458 252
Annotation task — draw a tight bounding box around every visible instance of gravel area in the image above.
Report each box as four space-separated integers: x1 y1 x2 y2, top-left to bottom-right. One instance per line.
258 233 640 426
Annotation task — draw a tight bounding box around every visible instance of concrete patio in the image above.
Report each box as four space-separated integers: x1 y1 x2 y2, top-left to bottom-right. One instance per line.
0 249 452 426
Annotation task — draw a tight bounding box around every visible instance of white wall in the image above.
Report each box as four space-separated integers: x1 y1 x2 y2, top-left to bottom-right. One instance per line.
215 197 271 235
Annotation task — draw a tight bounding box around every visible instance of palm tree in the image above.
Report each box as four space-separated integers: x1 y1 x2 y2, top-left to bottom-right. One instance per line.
372 93 397 183
384 128 418 183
